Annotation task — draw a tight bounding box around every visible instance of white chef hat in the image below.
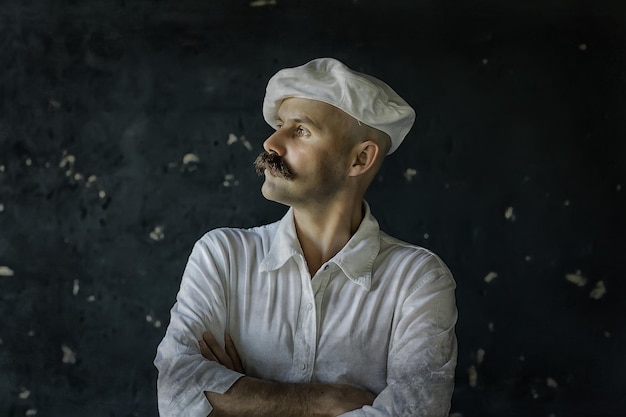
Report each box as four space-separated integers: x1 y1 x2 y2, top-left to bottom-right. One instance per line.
262 57 416 154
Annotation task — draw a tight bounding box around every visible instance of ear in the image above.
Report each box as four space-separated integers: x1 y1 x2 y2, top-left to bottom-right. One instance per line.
348 140 380 177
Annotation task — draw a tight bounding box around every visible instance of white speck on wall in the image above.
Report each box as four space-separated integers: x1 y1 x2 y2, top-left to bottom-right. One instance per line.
250 0 277 6
74 173 83 181
468 365 478 387
146 314 153 323
25 409 37 416
617 184 622 191
223 174 239 187
423 233 429 239
48 98 62 109
18 387 31 399
154 320 162 328
59 154 76 169
240 136 253 151
546 377 559 388
182 153 200 165
227 133 238 145
589 280 606 300
449 413 464 417
149 226 165 241
45 162 51 168
481 58 489 65
531 388 539 399
484 271 498 283
578 43 588 51
0 266 15 276
87 295 96 302
477 348 485 365
27 330 35 337
0 165 5 172
0 203 4 213
504 206 516 221
25 158 32 166
403 168 417 182
564 200 570 206
519 355 525 361
565 270 587 287
72 279 79 296
525 255 532 262
488 322 495 332
604 330 611 338
0 337 3 344
61 345 77 364
98 190 106 199
86 175 97 188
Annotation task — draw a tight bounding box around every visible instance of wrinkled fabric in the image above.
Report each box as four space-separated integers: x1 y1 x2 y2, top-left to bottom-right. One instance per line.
154 202 457 417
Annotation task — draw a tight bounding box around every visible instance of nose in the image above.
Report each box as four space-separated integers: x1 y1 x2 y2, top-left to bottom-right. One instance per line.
263 129 286 155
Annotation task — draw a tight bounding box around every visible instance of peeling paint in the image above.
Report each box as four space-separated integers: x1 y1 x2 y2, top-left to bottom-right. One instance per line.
250 0 277 6
546 377 558 388
403 168 417 182
182 153 200 165
98 190 106 199
504 206 515 221
61 345 77 364
223 174 239 187
26 409 37 416
589 280 606 300
87 295 96 302
484 271 498 283
149 226 165 241
476 348 485 365
565 270 587 287
59 154 75 169
0 266 15 276
227 133 238 145
72 279 79 296
18 387 30 399
468 365 478 387
0 203 4 212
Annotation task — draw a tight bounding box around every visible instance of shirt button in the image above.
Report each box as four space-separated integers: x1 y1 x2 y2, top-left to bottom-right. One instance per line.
300 363 307 370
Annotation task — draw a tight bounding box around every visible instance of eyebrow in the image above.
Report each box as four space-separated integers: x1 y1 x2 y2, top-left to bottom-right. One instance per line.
275 114 321 130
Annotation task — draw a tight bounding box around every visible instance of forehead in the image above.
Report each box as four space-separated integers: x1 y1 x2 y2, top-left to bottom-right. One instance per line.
276 97 355 128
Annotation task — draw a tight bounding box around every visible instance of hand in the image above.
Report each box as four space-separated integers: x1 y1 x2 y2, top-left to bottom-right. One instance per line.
199 331 245 374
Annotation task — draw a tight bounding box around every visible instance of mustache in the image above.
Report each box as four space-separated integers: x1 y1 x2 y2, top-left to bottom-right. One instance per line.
254 151 295 180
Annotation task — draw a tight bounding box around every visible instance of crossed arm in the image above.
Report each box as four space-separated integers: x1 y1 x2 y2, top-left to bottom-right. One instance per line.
198 331 376 417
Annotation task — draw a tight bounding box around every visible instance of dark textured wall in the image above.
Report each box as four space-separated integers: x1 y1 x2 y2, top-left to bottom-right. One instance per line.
1 1 625 416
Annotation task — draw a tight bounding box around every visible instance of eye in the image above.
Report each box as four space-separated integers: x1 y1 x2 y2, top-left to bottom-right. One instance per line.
294 126 309 137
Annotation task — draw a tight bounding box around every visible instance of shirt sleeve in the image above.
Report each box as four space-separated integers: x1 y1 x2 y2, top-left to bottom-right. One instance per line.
154 235 245 417
341 256 458 417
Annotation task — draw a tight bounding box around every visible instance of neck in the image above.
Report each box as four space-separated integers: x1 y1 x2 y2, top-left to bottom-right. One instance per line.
292 198 364 276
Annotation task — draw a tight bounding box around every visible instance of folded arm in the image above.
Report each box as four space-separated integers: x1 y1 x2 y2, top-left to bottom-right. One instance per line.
199 331 375 417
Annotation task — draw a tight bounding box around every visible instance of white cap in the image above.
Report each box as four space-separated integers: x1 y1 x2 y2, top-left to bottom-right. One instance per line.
263 58 416 154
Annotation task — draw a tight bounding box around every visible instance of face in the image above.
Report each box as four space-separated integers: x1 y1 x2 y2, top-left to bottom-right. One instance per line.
256 97 358 207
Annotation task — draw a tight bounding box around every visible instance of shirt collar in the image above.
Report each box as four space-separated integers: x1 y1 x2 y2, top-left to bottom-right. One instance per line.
260 201 381 291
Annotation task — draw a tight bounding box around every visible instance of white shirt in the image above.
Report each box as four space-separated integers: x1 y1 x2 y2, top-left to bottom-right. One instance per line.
154 202 458 417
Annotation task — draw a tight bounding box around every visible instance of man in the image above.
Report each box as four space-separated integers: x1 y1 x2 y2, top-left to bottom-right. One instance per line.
154 57 458 417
